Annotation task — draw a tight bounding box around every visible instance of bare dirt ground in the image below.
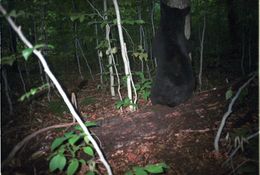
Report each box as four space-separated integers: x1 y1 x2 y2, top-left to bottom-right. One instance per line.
1 76 258 175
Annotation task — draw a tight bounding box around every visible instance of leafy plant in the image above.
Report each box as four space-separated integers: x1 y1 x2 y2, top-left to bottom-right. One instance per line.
134 72 152 101
133 45 148 61
125 163 168 175
115 97 136 109
0 54 17 66
22 44 54 60
225 88 233 100
7 9 25 18
19 83 50 101
49 122 97 175
225 86 249 103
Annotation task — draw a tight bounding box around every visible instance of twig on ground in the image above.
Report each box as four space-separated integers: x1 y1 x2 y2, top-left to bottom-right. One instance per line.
180 128 211 133
223 131 259 165
2 123 76 167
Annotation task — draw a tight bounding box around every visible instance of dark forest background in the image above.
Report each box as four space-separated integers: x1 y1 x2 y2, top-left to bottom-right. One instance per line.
1 0 258 174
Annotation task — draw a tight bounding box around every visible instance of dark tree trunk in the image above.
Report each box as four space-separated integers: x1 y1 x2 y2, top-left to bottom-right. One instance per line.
226 0 240 57
7 0 17 53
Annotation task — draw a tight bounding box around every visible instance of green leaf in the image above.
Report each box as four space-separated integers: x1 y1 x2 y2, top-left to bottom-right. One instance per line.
8 10 17 17
68 135 81 145
157 163 168 168
51 137 67 151
86 171 95 175
111 47 117 54
79 15 85 23
100 21 107 28
47 44 55 49
143 53 148 61
144 164 164 173
133 52 139 58
74 122 97 131
34 44 45 49
18 88 37 101
8 10 25 18
70 15 79 22
115 100 124 109
84 135 89 144
123 98 131 107
34 44 54 50
135 19 145 24
142 91 150 101
8 10 25 17
18 84 49 101
133 167 148 175
22 48 33 61
1 55 16 66
83 146 94 157
225 89 233 100
79 159 86 165
64 131 75 138
67 159 79 175
58 146 66 154
85 121 97 127
49 154 66 172
30 88 37 95
124 171 134 175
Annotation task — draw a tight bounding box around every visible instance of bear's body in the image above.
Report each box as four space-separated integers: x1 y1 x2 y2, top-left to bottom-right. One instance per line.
151 1 194 107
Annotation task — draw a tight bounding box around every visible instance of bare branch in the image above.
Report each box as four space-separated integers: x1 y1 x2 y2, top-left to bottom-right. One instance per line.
214 73 257 152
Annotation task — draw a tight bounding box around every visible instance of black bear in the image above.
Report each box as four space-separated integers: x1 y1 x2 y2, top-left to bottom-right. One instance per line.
151 0 194 107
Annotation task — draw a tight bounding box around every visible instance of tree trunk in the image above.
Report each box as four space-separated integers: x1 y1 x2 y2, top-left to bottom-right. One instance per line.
112 0 137 111
226 0 240 57
104 0 116 97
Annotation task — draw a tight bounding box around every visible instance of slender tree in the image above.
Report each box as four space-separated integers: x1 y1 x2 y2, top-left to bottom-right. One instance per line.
112 0 137 111
104 0 116 97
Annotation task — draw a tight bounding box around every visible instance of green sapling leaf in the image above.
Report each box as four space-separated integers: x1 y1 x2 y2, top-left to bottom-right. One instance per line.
22 48 33 61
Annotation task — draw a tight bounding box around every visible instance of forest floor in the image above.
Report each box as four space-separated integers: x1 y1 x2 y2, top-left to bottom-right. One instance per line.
1 74 259 175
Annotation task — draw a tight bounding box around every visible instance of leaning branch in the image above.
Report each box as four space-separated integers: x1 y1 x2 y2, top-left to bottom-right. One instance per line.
214 73 257 152
0 5 113 175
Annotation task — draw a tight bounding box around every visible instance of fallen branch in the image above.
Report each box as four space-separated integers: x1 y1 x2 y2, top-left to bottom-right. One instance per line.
180 128 211 133
2 123 76 167
214 73 257 152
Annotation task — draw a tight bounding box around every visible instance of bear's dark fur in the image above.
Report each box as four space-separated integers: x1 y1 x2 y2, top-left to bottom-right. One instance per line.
151 1 194 107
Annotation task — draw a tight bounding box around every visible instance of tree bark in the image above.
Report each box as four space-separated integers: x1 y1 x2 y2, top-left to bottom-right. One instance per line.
226 0 240 56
